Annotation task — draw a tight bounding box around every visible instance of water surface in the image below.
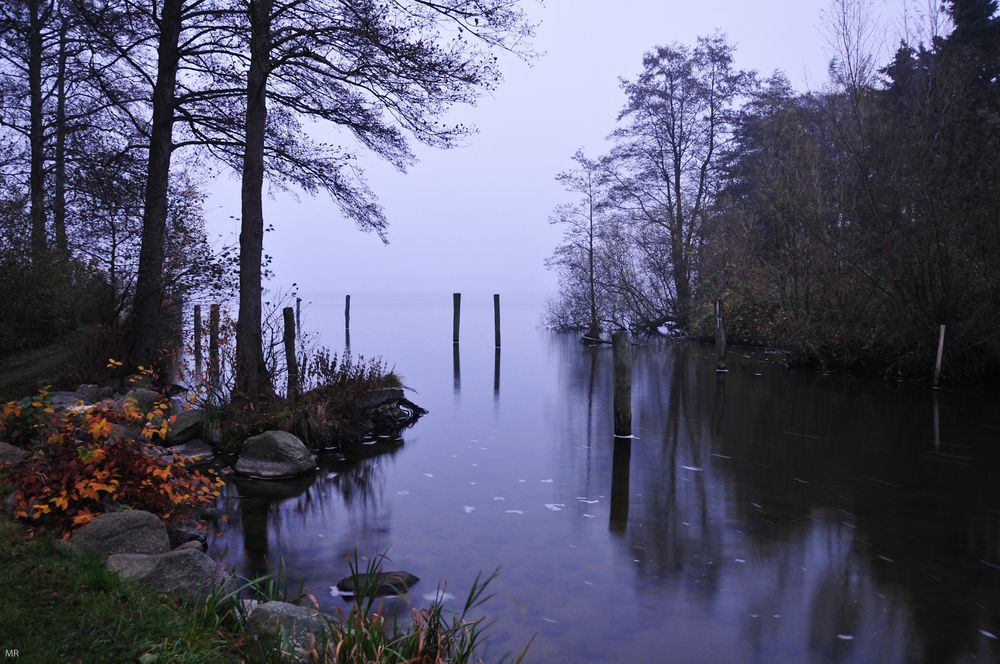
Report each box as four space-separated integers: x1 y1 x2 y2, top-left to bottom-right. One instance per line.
208 293 1000 663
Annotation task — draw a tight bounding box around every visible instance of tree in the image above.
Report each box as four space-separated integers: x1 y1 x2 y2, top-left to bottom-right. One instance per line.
546 150 611 338
607 34 754 331
230 0 535 407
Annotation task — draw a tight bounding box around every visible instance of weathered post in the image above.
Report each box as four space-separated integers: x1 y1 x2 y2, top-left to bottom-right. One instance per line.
493 293 501 348
453 292 461 344
345 294 351 330
715 298 727 373
208 304 220 386
933 324 946 389
612 331 632 438
282 307 298 402
193 304 203 377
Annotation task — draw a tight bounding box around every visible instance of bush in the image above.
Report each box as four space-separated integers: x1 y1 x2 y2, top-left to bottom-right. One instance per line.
1 382 223 535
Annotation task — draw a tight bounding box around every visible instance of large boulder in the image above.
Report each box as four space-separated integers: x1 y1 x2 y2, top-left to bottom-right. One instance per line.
335 571 419 597
248 601 333 663
125 388 164 413
49 391 85 409
74 384 102 403
0 441 29 466
166 409 205 445
69 510 171 562
167 439 214 464
106 548 220 600
235 431 316 479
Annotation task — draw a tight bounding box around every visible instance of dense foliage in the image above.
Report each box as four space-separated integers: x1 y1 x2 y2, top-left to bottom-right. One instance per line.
547 0 1000 381
1 382 223 534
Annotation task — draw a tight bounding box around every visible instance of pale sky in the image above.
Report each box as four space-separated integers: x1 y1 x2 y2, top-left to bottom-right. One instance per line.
202 0 901 300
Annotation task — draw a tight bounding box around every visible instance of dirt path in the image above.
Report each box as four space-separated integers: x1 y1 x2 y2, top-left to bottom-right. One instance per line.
0 341 77 401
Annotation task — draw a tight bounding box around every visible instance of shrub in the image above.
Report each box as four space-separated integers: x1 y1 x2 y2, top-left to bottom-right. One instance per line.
1 378 223 535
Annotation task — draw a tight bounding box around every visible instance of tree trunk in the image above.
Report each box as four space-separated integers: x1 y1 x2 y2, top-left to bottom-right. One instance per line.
53 22 69 259
28 0 47 262
588 206 599 337
128 0 182 363
234 0 274 408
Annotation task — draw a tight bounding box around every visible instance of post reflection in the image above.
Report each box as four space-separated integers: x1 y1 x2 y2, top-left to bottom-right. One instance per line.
453 343 461 395
493 348 500 402
609 438 631 534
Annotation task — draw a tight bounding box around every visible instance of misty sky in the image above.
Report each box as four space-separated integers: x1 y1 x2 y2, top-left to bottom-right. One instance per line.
202 0 899 301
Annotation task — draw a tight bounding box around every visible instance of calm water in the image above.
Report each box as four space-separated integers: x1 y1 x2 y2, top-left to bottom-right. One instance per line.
207 293 1000 663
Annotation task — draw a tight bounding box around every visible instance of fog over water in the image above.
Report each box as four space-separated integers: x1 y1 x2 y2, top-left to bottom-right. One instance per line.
198 0 874 299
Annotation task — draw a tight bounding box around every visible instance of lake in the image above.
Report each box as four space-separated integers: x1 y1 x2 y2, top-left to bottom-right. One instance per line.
206 292 1000 663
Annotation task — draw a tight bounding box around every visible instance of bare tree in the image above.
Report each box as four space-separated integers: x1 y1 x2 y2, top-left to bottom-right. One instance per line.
608 33 754 331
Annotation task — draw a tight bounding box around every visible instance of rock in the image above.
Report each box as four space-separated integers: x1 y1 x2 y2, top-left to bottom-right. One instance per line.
0 442 29 466
248 601 333 663
167 439 214 464
3 492 19 516
106 548 220 600
234 431 316 479
360 386 405 409
165 521 208 549
97 386 114 400
75 384 102 403
70 510 171 562
173 539 205 552
125 388 164 412
335 571 419 597
165 409 205 445
109 423 141 443
49 391 85 409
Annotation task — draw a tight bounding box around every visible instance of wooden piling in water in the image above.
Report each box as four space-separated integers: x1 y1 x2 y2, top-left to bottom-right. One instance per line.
493 293 501 348
612 331 632 438
453 293 461 344
295 297 301 337
345 294 351 330
193 304 203 376
283 307 298 402
208 304 220 386
715 298 727 372
934 324 946 389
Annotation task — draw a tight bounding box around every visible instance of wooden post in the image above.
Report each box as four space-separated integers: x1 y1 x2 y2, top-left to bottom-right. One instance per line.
612 331 632 438
208 304 220 386
493 293 501 348
193 304 203 377
933 324 946 388
345 294 351 330
282 307 298 402
715 298 727 373
453 292 461 344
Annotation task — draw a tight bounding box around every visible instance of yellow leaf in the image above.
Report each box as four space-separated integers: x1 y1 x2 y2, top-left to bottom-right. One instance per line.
72 512 96 526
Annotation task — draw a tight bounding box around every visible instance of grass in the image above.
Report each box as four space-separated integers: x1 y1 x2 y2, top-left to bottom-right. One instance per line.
319 553 533 664
0 516 240 664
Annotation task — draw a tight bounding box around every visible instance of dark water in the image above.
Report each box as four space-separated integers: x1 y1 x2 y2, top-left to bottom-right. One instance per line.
207 293 1000 663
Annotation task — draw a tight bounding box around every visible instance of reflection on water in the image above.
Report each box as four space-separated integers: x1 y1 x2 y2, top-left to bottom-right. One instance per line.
208 295 1000 663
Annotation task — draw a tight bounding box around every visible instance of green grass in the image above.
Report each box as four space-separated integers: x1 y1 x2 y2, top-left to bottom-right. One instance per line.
0 518 240 664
